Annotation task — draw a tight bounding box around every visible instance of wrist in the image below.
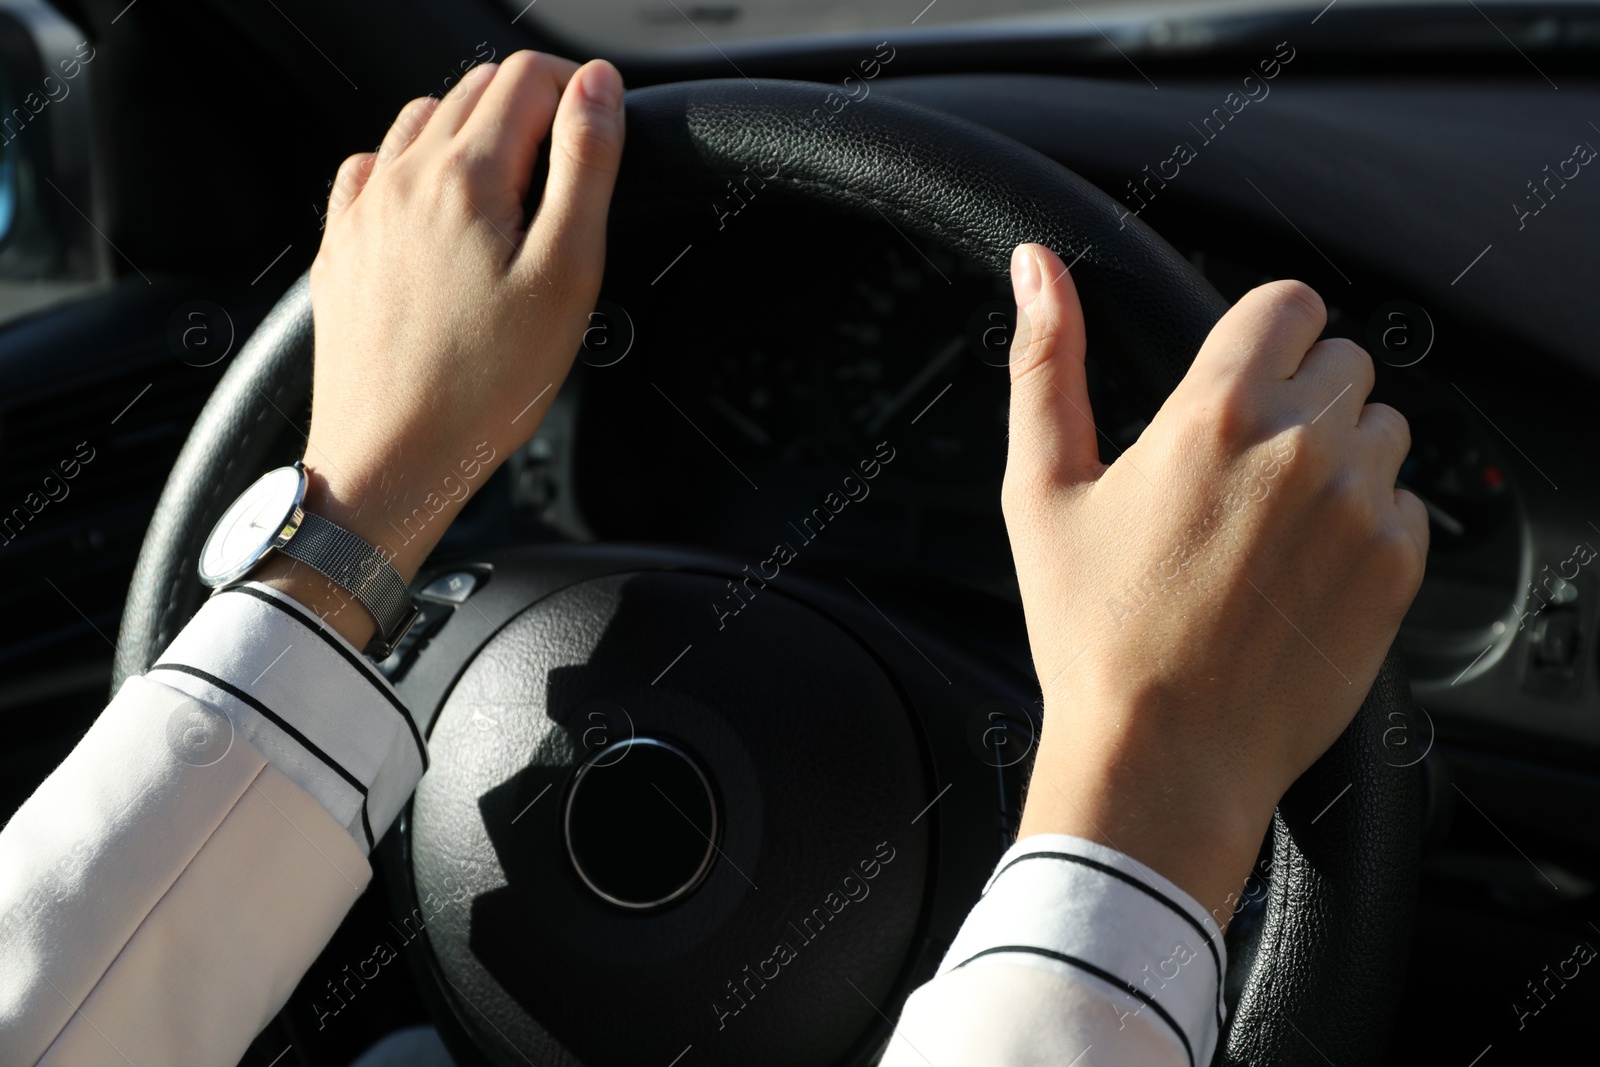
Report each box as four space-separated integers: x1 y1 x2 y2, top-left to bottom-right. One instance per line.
300 464 427 584
1018 716 1274 929
298 438 502 582
244 453 478 653
250 552 379 651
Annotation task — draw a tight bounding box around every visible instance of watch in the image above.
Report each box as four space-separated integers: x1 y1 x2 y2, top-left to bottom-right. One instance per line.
197 461 420 658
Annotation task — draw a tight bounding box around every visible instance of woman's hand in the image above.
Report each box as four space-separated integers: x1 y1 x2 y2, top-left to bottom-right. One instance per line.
254 51 626 646
1003 243 1428 924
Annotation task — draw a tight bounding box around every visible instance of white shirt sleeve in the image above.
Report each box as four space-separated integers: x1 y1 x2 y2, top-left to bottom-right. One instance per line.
883 833 1228 1067
0 581 428 1066
146 581 428 854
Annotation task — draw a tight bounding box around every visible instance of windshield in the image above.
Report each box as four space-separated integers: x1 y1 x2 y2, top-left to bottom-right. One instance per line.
519 0 1573 55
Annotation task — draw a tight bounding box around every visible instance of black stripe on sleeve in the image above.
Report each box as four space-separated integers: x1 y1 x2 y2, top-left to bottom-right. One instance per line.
955 945 1196 1067
224 584 429 772
152 661 376 852
986 850 1225 1031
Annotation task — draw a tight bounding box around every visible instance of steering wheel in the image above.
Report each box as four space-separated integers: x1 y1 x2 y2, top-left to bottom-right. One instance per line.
114 80 1420 1067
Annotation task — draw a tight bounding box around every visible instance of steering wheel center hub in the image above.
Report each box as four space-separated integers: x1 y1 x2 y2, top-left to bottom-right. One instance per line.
406 568 932 1066
564 737 719 910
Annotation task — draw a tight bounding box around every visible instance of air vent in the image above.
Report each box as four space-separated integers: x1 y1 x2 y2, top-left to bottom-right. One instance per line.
0 342 230 667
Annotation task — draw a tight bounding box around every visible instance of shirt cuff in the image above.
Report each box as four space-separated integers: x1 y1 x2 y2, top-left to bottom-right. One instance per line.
937 833 1228 1067
145 581 428 855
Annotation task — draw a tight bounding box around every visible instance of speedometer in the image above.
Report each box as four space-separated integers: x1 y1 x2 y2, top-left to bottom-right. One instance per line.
1387 388 1524 681
578 208 1013 586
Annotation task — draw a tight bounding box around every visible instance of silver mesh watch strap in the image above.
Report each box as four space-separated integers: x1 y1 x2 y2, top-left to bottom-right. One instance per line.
279 511 418 656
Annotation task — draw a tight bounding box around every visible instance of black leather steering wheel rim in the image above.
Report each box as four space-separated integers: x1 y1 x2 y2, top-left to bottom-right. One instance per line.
114 79 1420 1067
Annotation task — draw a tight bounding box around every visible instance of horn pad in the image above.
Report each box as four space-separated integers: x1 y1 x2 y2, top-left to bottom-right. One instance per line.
410 570 931 1067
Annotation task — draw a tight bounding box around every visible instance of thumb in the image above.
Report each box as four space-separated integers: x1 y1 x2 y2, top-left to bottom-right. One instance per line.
1004 243 1103 490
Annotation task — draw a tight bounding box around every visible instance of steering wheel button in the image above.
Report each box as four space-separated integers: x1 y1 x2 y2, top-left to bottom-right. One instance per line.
419 570 480 603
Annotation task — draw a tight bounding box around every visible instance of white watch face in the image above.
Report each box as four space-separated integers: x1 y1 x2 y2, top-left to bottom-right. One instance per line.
198 466 306 587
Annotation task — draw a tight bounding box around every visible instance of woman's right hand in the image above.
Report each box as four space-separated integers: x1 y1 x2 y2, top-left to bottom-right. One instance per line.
1002 242 1428 923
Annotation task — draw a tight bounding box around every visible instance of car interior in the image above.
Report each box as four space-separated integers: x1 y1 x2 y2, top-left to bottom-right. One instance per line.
3 0 1599 1064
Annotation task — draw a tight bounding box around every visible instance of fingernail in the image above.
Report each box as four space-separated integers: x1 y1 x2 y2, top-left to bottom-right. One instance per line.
580 61 624 111
1011 244 1041 308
